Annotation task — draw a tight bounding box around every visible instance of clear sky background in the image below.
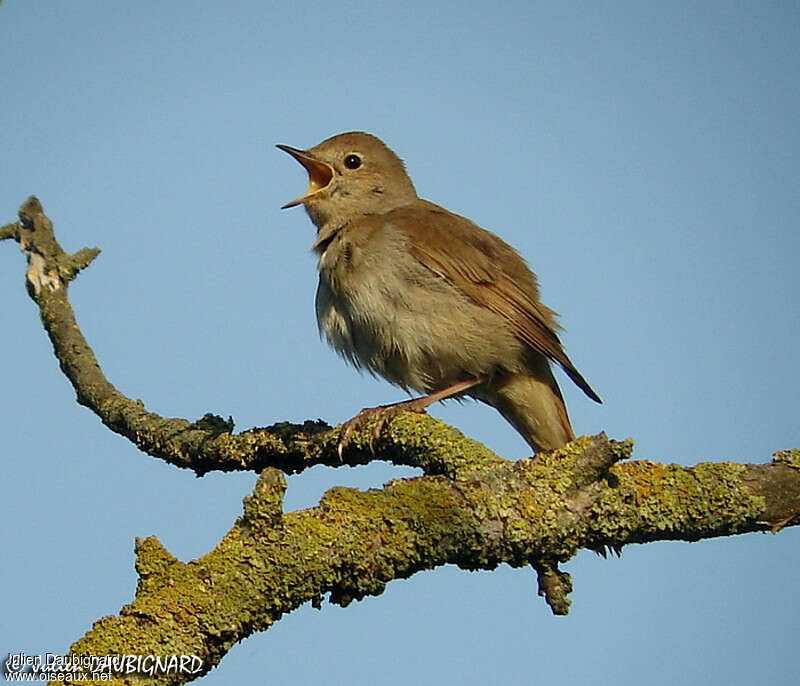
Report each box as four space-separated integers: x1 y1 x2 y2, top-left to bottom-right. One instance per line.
1 2 798 684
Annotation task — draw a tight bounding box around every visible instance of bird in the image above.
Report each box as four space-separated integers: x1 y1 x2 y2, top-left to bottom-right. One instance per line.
277 132 600 455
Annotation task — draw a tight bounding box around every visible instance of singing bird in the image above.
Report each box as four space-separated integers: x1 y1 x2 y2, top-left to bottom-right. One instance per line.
278 132 600 454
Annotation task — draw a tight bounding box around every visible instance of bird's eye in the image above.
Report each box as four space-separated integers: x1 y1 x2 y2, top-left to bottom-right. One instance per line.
344 154 362 170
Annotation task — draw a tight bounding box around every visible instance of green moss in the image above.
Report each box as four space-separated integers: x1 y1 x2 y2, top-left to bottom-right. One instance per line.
242 468 286 527
773 449 800 470
384 412 507 477
589 460 765 546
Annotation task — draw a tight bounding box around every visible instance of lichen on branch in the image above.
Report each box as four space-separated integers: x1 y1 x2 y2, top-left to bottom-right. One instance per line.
4 197 798 686
52 437 800 684
4 197 503 479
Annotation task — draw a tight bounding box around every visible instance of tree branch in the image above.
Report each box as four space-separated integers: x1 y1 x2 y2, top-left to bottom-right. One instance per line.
4 198 798 685
49 442 800 684
4 197 504 480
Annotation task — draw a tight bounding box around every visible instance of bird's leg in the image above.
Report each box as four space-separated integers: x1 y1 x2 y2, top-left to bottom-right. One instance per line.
337 376 486 459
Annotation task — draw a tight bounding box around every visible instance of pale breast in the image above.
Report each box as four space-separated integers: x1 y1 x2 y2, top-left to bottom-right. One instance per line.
314 220 525 394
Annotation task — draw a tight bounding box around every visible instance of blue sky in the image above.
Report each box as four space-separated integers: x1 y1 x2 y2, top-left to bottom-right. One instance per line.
1 1 798 684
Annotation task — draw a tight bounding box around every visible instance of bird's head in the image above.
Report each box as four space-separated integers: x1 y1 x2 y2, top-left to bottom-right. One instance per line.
277 132 417 228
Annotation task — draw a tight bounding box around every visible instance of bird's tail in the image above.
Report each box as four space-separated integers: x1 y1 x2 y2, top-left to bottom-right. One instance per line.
478 362 575 453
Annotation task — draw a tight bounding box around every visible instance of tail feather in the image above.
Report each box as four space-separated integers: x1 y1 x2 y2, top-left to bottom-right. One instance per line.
562 363 602 404
476 364 575 453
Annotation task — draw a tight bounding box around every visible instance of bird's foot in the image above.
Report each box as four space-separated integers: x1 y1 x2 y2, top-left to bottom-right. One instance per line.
337 397 432 460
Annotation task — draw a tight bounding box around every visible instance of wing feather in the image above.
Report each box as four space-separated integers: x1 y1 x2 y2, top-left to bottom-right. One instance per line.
390 202 601 403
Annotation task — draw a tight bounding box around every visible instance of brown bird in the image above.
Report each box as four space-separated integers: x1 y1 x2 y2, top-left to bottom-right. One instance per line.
277 132 600 455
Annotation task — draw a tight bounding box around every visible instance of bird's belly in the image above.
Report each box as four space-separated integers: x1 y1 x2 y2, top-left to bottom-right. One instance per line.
315 269 522 394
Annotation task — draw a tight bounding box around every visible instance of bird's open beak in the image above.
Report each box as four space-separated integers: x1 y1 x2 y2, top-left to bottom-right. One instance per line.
276 144 335 209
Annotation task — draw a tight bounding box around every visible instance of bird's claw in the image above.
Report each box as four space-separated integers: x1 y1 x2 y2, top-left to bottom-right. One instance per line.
336 401 428 460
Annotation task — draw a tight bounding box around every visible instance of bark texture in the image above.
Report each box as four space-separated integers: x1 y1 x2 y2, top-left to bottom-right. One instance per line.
3 197 798 686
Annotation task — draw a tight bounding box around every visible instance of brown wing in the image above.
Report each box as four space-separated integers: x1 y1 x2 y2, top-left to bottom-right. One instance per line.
389 201 601 403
